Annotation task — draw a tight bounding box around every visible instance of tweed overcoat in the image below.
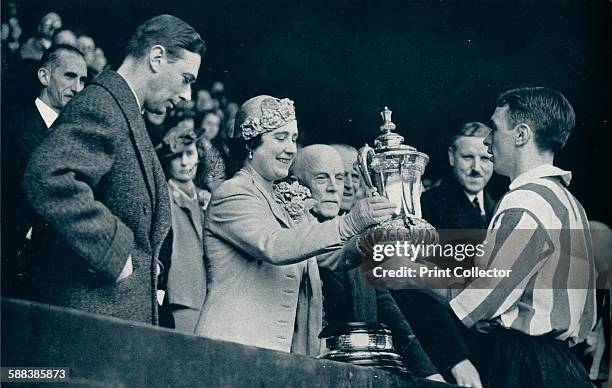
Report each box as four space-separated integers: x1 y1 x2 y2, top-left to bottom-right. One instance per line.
194 166 346 354
22 70 171 324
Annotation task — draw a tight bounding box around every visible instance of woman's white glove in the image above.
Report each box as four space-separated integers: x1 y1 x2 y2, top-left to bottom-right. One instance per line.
338 196 395 241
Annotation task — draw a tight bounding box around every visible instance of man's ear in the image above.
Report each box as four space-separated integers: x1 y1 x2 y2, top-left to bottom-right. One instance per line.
37 67 50 86
447 146 455 167
515 123 532 147
148 45 166 73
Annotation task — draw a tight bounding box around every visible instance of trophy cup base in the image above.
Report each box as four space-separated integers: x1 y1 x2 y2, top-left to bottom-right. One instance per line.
369 216 438 246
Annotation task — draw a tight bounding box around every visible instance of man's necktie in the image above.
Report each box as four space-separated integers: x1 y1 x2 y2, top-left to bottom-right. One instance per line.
472 197 486 223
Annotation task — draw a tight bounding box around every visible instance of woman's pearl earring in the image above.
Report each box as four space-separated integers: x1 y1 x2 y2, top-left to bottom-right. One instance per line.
248 150 253 160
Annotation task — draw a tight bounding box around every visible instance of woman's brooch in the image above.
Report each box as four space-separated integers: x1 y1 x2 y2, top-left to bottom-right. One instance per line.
272 181 312 221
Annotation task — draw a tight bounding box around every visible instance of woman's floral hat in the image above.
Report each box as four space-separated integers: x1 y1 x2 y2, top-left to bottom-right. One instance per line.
240 97 296 141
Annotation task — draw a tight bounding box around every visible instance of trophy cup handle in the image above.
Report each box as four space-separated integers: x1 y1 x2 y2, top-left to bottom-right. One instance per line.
357 144 376 195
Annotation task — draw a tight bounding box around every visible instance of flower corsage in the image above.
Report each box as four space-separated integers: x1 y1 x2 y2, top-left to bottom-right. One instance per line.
272 181 312 222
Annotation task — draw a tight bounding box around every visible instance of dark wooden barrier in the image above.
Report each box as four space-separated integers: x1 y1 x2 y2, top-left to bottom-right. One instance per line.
1 298 454 387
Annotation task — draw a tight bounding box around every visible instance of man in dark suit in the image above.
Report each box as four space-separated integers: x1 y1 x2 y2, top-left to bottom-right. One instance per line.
1 44 87 297
421 122 496 230
21 15 206 325
393 122 496 388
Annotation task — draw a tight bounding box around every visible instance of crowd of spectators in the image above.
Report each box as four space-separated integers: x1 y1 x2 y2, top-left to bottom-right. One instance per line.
144 84 242 197
2 6 243 196
2 6 108 104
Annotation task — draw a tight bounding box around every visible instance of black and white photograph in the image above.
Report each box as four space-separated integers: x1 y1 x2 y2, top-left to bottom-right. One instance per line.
1 0 610 386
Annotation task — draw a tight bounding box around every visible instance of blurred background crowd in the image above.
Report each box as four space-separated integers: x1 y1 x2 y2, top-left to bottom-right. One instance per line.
2 0 610 225
1 2 247 195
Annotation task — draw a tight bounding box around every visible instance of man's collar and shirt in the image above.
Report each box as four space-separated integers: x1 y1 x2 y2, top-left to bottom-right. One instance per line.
420 176 496 230
34 97 58 128
508 164 572 190
464 191 485 217
117 72 144 114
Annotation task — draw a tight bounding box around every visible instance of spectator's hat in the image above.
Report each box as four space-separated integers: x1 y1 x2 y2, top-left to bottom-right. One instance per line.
155 124 199 159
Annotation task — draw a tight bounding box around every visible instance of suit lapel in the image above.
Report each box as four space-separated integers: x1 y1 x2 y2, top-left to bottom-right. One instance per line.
170 186 203 242
306 257 321 299
151 161 171 255
91 71 156 204
483 190 496 216
483 190 497 225
21 104 50 151
90 71 171 255
259 186 292 228
192 208 204 242
447 179 478 217
239 169 292 228
268 194 292 228
444 178 487 228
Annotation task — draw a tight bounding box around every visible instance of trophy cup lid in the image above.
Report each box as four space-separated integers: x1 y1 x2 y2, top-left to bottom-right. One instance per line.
374 107 416 152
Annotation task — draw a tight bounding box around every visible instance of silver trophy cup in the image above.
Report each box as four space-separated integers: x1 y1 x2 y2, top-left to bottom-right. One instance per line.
357 107 437 244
